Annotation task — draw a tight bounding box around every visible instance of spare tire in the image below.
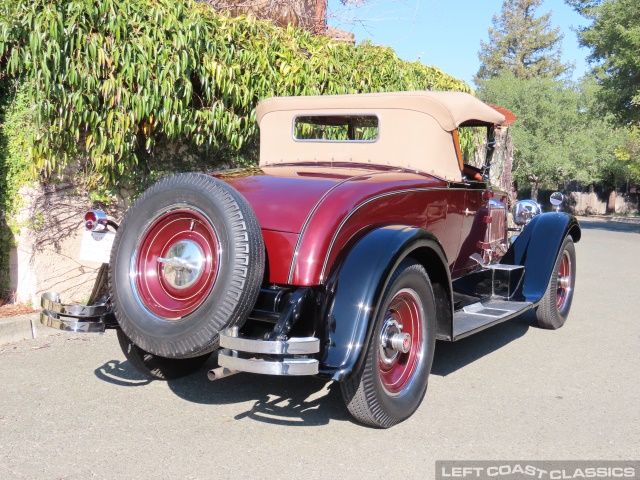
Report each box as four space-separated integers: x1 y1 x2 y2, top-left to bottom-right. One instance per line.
109 173 264 358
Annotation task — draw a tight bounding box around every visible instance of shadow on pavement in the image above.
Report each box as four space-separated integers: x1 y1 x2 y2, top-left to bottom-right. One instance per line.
93 311 538 426
432 311 534 377
577 219 640 234
95 359 153 387
168 368 350 426
95 355 351 426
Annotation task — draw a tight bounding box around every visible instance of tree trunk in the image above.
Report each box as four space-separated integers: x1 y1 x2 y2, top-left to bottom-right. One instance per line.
313 0 326 35
607 189 616 214
530 181 539 202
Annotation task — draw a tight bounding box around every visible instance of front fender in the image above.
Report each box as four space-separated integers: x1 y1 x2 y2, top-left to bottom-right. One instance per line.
317 225 449 381
501 212 581 303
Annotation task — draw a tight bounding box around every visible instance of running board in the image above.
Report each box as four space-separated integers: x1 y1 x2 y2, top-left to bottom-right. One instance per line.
453 299 533 340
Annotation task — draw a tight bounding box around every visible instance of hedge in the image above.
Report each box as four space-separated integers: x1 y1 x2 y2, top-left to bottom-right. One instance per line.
0 0 472 294
0 0 471 186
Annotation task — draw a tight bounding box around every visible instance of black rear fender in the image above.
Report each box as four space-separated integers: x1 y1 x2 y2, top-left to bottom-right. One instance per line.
317 225 452 381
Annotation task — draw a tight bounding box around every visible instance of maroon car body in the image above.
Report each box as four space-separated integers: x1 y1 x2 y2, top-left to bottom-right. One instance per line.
40 91 580 428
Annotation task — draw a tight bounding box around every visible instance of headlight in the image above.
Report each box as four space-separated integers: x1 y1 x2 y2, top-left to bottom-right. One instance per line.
512 200 541 226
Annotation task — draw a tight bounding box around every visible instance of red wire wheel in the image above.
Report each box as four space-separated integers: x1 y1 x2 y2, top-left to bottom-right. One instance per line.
378 289 423 394
341 258 436 428
133 208 220 319
536 236 576 330
109 173 264 358
556 250 572 311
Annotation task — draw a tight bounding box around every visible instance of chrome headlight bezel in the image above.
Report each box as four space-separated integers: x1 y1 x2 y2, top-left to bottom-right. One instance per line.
512 199 541 226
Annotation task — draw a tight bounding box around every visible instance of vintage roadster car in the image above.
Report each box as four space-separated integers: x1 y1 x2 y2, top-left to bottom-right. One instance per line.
40 91 580 428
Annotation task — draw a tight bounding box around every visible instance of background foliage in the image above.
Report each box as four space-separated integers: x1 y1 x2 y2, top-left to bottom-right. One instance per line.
474 0 633 201
476 0 571 82
568 0 640 125
0 80 37 295
477 72 624 200
0 0 471 295
0 0 470 190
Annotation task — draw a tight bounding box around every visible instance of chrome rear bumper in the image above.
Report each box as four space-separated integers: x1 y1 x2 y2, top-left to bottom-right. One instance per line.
40 292 117 333
218 327 319 376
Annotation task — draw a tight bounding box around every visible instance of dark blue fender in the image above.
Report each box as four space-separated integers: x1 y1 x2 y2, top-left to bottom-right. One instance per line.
501 212 581 303
317 225 450 381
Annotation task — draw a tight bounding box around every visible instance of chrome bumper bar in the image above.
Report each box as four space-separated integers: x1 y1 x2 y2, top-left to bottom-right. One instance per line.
217 327 319 376
40 292 117 333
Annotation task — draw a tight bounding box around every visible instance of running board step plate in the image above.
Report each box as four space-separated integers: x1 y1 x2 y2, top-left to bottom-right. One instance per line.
453 299 533 340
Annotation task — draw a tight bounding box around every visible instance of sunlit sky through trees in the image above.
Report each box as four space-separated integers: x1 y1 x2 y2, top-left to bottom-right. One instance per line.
328 0 590 87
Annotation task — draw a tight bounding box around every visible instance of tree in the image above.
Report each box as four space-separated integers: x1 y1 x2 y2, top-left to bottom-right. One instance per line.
476 0 572 82
567 0 640 125
615 127 640 184
477 72 624 200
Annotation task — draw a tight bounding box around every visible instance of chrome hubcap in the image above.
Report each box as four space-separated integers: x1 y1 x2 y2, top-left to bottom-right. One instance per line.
379 319 411 364
157 240 205 290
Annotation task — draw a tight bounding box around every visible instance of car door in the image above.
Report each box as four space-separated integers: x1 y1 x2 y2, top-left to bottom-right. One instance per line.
452 183 491 278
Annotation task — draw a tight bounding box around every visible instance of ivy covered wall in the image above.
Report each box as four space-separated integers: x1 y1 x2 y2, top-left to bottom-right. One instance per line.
0 0 473 297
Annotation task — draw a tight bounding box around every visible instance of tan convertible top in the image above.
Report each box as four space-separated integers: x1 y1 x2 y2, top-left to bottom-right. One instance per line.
256 91 505 131
256 91 506 182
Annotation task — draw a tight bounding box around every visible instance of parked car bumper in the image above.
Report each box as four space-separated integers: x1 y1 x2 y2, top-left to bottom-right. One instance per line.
40 292 117 333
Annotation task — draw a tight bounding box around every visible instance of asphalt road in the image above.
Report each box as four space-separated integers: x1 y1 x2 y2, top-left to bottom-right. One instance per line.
1 219 639 480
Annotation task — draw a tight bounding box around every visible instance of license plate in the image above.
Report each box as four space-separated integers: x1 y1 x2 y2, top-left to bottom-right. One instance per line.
78 231 116 264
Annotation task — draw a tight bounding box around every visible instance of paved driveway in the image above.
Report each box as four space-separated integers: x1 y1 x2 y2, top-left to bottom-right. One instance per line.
1 220 639 480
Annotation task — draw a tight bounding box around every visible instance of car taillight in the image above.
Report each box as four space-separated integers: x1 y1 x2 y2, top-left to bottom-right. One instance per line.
84 210 107 232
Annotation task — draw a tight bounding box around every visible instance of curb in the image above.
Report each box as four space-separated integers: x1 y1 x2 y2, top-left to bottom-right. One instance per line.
0 313 47 346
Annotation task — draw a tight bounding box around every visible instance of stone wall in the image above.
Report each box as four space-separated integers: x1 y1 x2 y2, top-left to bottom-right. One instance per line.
569 191 638 215
200 0 318 31
9 183 125 307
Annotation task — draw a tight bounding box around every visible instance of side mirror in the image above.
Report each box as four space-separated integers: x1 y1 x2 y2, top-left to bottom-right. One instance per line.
550 192 564 212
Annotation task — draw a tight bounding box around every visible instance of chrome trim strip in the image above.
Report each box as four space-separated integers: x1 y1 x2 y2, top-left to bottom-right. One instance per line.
40 311 106 333
287 171 387 284
220 330 320 355
319 186 455 282
41 292 108 318
218 350 319 376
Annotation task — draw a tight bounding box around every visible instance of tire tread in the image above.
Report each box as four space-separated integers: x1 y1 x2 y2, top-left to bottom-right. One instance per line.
109 173 264 358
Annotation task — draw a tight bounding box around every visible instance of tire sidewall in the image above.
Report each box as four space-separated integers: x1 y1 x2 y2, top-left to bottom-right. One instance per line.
369 262 437 422
539 236 576 329
110 173 262 358
554 238 576 321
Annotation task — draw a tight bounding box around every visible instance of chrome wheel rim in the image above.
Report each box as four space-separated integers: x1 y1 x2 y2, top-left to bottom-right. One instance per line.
556 250 572 312
378 288 423 395
131 207 220 320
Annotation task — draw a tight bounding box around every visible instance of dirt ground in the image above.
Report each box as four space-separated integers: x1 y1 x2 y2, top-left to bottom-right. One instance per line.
0 302 37 319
